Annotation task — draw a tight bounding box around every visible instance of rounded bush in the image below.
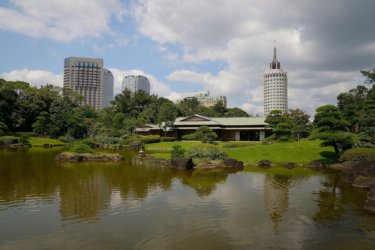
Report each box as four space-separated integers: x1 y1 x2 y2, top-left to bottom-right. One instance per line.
69 144 95 154
339 148 375 162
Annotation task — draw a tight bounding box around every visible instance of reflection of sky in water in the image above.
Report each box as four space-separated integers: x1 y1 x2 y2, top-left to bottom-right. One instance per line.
0 149 375 249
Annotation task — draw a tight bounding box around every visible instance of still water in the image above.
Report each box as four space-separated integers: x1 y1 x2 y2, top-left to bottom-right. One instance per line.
0 148 374 250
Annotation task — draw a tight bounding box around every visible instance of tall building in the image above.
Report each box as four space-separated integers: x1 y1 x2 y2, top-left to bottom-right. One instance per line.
63 57 105 110
263 47 288 117
121 75 150 94
103 69 114 108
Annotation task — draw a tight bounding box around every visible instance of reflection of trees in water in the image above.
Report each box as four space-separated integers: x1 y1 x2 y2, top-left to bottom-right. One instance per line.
175 168 241 197
313 173 367 223
59 169 111 221
102 163 174 200
0 149 63 203
263 174 302 234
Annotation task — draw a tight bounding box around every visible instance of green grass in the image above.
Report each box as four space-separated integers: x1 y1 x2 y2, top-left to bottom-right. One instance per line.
145 139 335 164
226 139 334 164
29 137 65 147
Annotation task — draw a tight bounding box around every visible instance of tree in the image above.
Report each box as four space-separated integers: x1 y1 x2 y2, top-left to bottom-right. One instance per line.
360 69 375 85
284 108 311 140
158 102 178 136
265 110 290 128
313 105 352 155
32 111 58 137
225 108 249 117
177 97 204 116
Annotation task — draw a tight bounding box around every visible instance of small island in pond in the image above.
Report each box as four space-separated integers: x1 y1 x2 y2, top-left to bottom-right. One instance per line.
55 152 124 162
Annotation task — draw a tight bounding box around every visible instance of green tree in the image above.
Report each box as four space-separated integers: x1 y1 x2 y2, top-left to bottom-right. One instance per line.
177 97 204 116
158 102 178 136
313 105 352 155
195 126 218 143
284 108 311 140
225 107 249 117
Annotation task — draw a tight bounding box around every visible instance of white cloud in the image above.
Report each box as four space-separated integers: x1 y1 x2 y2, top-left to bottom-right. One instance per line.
0 0 125 42
0 68 63 87
132 0 368 116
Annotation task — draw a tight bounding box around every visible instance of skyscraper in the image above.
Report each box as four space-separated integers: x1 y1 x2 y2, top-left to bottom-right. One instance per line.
103 69 114 108
263 47 288 117
63 57 113 110
121 75 150 94
63 57 105 110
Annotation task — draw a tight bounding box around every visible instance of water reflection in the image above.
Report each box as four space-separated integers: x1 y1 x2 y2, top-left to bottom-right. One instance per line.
1 148 375 250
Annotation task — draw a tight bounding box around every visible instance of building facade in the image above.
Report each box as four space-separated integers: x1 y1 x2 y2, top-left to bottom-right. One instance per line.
263 47 288 117
121 75 150 94
63 57 104 110
103 69 114 108
182 90 227 108
136 114 271 141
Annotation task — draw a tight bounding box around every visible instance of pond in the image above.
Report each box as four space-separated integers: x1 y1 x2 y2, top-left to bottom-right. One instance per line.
0 148 375 249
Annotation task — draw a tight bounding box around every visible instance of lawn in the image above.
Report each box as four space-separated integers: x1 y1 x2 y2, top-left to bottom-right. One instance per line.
29 137 65 147
145 139 335 164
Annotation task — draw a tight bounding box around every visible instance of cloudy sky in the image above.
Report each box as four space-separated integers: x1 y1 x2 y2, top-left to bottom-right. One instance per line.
0 0 374 116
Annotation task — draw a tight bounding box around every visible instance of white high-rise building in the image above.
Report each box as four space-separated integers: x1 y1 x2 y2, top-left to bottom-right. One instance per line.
263 47 288 117
103 69 114 108
63 57 104 110
121 75 150 94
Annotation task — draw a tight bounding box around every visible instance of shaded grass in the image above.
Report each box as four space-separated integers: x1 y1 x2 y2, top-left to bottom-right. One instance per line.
145 139 334 164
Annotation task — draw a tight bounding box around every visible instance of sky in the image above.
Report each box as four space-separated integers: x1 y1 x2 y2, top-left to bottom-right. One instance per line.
0 0 374 116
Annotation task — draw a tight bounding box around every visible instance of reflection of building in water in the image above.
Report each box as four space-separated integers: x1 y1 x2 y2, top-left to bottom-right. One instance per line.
59 173 112 221
263 174 291 233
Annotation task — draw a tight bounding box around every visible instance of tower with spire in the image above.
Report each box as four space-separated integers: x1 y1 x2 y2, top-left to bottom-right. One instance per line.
263 46 288 117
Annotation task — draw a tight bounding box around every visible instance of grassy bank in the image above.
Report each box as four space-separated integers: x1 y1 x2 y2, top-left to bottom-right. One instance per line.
28 137 65 147
146 139 335 164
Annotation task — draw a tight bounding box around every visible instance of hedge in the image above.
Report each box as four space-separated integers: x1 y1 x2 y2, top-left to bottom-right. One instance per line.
339 148 375 162
0 136 19 145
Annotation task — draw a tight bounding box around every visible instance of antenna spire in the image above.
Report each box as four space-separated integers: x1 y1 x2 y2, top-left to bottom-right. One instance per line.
273 40 277 60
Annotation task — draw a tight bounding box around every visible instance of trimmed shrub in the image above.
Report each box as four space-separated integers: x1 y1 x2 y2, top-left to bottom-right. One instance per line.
170 145 186 158
0 136 19 145
19 134 29 144
16 132 36 137
187 145 228 160
69 144 95 154
182 134 198 141
339 148 375 162
83 138 96 147
161 137 175 142
121 135 160 145
223 142 254 148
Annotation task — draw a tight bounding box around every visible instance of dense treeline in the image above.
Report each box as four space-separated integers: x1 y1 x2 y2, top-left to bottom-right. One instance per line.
0 78 249 141
265 69 375 155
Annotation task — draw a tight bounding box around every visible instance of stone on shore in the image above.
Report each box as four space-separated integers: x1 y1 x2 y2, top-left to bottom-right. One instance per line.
170 158 194 170
258 160 272 168
306 160 325 170
223 158 244 169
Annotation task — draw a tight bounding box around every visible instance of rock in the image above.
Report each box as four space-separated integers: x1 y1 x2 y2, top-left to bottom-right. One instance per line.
306 160 325 170
195 161 225 169
364 188 375 213
329 160 375 214
329 161 375 187
223 158 244 169
283 162 297 169
42 143 51 148
258 160 272 168
170 158 194 170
